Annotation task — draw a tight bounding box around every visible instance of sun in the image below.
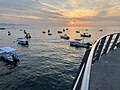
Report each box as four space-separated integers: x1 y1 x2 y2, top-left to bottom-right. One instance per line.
70 21 74 25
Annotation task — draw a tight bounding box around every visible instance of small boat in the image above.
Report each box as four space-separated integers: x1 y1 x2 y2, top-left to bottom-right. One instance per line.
99 29 103 31
80 33 91 37
66 28 68 30
17 38 29 46
48 30 51 32
70 38 92 48
8 31 11 36
0 46 19 64
42 31 46 33
76 31 80 33
48 32 52 35
20 29 23 31
58 31 62 33
60 34 70 40
0 28 5 30
63 29 65 32
25 33 31 39
24 30 27 34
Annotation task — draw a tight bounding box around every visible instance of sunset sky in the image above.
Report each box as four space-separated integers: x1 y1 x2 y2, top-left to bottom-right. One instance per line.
0 0 120 26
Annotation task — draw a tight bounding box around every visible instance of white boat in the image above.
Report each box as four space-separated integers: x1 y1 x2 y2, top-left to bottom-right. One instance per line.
48 32 52 35
0 46 19 64
60 34 70 39
80 33 91 37
70 38 92 48
17 38 29 46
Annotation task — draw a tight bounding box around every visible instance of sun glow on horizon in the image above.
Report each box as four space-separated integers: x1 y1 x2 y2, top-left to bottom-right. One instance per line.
70 21 74 25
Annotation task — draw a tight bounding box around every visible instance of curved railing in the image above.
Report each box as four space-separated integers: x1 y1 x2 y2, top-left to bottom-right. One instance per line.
72 32 120 90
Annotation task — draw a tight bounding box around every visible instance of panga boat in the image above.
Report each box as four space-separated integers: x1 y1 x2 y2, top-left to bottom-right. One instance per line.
17 38 29 46
70 38 92 48
60 34 70 40
80 33 91 37
99 29 103 31
48 32 52 35
58 31 63 33
0 46 19 64
76 31 80 33
25 33 31 39
42 31 46 33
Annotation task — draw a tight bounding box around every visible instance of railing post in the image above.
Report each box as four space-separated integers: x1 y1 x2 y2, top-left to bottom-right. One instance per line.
110 33 120 51
102 34 113 55
93 36 106 62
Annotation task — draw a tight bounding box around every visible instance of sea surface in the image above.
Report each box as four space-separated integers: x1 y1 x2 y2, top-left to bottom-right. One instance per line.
0 25 119 90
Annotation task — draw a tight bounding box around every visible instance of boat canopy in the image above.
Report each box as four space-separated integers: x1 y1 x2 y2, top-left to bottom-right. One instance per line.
0 46 16 53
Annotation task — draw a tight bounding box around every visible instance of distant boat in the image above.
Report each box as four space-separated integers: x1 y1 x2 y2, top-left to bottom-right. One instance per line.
0 46 19 64
76 31 80 33
58 31 62 33
80 33 91 37
60 34 70 40
42 31 46 34
63 29 65 32
70 38 92 48
48 30 51 32
17 38 29 46
48 32 52 35
8 31 11 36
0 28 5 30
66 28 68 30
20 29 23 31
99 29 103 31
24 30 27 34
25 33 31 39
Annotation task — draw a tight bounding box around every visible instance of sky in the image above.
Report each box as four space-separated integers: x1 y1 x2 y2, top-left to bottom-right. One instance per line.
0 0 120 26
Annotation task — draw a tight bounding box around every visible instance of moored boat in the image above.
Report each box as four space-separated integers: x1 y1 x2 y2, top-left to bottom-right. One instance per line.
0 46 19 64
80 33 91 37
70 38 92 48
58 31 63 33
17 38 29 46
60 34 70 40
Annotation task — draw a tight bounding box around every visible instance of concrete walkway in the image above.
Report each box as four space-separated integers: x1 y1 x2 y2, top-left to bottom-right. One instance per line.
90 48 120 90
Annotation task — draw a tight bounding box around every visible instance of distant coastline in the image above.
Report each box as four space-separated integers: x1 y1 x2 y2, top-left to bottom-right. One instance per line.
0 23 29 26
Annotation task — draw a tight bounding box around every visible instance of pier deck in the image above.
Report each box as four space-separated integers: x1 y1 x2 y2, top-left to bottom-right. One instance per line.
90 48 120 90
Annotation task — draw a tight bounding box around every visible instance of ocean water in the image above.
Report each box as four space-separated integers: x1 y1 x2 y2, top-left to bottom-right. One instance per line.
0 25 119 90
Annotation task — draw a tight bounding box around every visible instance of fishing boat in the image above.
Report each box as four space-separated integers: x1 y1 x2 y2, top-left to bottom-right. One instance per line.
8 31 11 36
25 33 31 39
0 46 19 64
76 31 80 33
42 31 46 33
60 34 70 40
58 31 62 33
80 33 91 37
0 28 5 30
48 32 52 35
70 38 92 48
99 29 103 31
17 38 29 46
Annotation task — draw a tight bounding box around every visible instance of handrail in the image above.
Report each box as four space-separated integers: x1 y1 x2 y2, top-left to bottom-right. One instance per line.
72 32 120 90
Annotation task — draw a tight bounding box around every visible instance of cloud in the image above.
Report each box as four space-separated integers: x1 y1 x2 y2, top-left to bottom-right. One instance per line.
0 0 120 26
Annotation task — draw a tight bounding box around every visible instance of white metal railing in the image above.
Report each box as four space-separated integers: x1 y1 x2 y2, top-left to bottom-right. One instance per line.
72 33 120 90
